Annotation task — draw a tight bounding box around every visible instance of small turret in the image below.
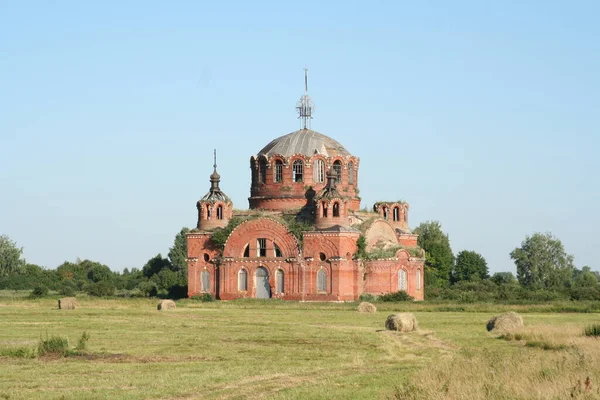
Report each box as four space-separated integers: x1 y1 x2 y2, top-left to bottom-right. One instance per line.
373 202 409 232
314 167 348 229
196 150 233 230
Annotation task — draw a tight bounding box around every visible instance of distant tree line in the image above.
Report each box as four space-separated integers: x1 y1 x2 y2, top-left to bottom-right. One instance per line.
0 228 190 299
413 221 599 302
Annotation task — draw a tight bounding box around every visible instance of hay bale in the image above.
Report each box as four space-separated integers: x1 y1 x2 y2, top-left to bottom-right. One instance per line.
486 312 523 332
58 297 78 310
157 299 176 311
385 312 418 332
357 302 377 313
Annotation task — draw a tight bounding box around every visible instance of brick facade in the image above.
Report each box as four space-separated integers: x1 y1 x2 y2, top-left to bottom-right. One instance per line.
186 128 425 301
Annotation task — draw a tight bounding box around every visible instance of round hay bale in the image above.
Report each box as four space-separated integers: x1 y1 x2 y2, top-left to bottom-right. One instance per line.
486 312 523 332
385 312 418 332
157 299 176 311
357 302 377 313
58 297 78 310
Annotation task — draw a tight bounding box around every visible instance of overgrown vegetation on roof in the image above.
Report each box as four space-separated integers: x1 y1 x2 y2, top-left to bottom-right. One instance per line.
281 214 314 245
354 235 424 260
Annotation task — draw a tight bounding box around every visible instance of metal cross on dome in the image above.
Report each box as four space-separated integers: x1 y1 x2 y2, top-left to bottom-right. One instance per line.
296 67 314 129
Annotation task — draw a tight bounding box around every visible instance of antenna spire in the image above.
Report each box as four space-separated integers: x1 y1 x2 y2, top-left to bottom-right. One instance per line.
296 67 314 129
213 149 217 171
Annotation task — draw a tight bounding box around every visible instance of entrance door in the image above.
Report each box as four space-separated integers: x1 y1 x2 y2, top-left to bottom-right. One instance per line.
255 267 271 299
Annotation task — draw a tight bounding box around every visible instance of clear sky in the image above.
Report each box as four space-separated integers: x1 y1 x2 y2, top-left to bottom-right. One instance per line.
1 1 598 274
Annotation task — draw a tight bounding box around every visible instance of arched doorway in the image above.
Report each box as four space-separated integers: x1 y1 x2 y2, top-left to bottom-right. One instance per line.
255 267 271 299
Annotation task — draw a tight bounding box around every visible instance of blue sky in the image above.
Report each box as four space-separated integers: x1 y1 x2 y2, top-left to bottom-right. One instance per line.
1 1 598 273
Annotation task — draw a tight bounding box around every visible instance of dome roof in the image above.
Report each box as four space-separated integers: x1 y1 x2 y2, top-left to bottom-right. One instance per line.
258 128 352 158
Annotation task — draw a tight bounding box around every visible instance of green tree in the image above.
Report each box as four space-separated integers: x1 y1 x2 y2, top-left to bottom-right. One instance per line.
451 250 489 283
168 227 190 274
490 272 518 286
142 254 172 278
85 262 114 283
574 266 598 288
0 235 26 277
510 232 575 289
413 221 454 287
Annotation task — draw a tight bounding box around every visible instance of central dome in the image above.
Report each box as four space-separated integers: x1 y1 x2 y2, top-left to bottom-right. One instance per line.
258 128 351 158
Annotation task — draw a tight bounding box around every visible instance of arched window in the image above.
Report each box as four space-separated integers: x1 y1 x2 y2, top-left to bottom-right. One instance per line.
348 162 354 184
292 160 303 182
276 269 284 294
322 202 328 218
333 160 342 182
258 158 267 183
313 159 325 183
201 270 210 292
398 269 407 291
383 207 388 220
274 160 283 183
243 244 250 258
393 207 399 222
274 243 282 257
257 238 267 257
416 269 422 290
333 202 340 217
238 269 248 291
217 205 223 220
317 269 327 292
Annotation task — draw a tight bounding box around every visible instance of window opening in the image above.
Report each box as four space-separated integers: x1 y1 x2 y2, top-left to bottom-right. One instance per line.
274 160 283 183
333 160 342 182
333 202 340 217
243 244 250 258
317 269 327 292
276 269 284 293
292 160 303 182
258 158 267 183
313 159 325 183
238 269 248 291
257 238 267 257
398 269 407 291
217 205 223 220
201 270 210 292
348 162 354 184
274 243 282 257
393 207 399 222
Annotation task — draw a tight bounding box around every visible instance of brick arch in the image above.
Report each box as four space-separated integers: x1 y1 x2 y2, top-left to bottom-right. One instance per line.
313 237 339 259
364 219 399 251
267 154 286 165
222 218 300 258
395 249 411 260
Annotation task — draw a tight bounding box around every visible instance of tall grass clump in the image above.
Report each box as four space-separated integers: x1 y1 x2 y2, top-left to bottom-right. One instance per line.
0 346 36 359
584 323 600 337
38 334 69 356
75 331 90 352
358 293 377 302
191 293 215 302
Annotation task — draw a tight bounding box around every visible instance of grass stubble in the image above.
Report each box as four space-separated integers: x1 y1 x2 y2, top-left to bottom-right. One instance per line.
0 295 599 399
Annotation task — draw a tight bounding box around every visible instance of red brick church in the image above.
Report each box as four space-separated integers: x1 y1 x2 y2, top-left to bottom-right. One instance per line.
187 72 425 301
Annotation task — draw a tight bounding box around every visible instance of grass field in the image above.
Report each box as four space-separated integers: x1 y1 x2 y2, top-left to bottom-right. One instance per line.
1 295 600 399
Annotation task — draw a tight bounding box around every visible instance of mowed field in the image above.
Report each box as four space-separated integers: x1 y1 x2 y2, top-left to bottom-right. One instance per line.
1 296 600 400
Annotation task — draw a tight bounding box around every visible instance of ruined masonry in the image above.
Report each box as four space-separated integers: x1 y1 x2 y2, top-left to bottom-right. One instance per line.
186 72 425 301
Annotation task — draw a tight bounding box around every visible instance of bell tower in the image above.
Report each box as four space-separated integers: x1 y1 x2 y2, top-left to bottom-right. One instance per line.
196 150 233 230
